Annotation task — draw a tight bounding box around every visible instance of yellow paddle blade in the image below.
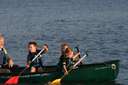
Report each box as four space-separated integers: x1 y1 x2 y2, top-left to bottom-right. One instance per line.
50 79 61 85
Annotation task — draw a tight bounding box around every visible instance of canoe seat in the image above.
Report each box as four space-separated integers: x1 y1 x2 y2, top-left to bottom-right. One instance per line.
37 67 57 73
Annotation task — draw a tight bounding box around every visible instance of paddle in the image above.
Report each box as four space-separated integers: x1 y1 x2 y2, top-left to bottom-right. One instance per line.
49 54 87 85
74 46 83 64
5 48 45 85
75 46 80 57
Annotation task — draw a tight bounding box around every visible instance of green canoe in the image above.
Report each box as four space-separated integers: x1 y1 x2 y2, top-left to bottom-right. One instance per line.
0 60 119 84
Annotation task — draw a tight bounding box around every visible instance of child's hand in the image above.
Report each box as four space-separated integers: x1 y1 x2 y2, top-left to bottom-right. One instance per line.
78 52 80 55
64 71 68 75
26 64 30 68
43 44 48 53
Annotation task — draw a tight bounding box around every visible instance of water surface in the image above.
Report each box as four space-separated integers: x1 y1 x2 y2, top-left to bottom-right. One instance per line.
0 0 127 85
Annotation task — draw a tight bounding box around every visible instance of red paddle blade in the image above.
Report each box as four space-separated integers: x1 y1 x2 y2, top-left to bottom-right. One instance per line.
5 76 19 85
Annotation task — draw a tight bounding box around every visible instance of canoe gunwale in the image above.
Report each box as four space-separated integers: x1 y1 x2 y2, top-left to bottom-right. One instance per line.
0 59 120 83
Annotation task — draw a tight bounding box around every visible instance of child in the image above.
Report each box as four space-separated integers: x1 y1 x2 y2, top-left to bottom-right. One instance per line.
64 47 80 75
26 41 48 73
58 43 80 75
65 47 80 64
3 57 19 72
57 43 70 75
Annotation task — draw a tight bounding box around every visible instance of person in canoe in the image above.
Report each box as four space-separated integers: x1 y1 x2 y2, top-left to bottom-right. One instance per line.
0 34 8 67
60 43 82 65
65 47 81 65
57 43 69 73
57 43 81 75
3 57 19 72
57 43 73 75
26 41 48 73
60 43 69 55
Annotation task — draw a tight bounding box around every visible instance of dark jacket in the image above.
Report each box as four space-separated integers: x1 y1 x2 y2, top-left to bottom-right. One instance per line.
27 50 43 67
3 64 19 72
57 55 70 72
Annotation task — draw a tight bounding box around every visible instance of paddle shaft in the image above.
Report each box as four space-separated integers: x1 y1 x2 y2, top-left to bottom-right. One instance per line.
73 54 86 68
19 49 45 75
75 46 83 64
32 48 45 62
61 54 87 79
75 47 81 58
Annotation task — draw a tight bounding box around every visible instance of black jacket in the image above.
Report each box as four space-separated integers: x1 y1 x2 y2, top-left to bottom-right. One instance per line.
27 50 43 67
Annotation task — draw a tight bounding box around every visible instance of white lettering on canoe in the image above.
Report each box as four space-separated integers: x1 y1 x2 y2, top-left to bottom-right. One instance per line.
95 66 111 70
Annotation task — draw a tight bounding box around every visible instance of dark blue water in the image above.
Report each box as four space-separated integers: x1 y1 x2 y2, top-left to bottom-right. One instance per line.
0 0 128 85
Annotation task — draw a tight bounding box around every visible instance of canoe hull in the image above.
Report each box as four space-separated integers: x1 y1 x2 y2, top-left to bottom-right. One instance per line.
0 60 119 84
63 60 119 82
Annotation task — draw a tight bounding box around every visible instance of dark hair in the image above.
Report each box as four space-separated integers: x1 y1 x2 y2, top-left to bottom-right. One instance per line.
7 57 13 63
28 41 38 47
44 44 48 48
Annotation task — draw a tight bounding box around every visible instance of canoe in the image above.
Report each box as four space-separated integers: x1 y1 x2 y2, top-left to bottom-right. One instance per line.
0 60 119 84
62 59 120 82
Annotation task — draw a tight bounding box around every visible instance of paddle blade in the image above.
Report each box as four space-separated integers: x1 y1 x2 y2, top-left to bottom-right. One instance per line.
50 79 61 85
5 76 19 85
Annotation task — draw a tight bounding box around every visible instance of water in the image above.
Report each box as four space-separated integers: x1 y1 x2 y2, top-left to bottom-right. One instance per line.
0 0 128 85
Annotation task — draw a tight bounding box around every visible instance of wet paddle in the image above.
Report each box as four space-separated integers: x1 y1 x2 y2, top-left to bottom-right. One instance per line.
5 48 45 85
49 54 87 85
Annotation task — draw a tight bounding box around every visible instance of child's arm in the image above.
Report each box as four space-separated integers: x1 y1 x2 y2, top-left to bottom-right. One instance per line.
63 62 68 75
73 52 80 60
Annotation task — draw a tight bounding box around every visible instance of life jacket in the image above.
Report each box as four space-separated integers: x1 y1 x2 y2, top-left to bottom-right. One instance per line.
0 48 8 65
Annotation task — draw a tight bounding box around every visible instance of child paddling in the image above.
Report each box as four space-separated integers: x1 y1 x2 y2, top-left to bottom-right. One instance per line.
26 41 48 73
